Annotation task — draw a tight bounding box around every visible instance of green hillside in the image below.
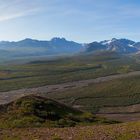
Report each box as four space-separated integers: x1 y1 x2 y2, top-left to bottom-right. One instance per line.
0 95 117 128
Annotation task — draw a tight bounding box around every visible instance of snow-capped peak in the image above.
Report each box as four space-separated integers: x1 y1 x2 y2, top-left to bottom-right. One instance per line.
101 38 117 45
128 44 134 47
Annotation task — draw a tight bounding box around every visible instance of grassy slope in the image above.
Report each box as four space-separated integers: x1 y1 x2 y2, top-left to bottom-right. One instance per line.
0 95 117 128
0 52 140 91
46 75 140 113
0 121 140 140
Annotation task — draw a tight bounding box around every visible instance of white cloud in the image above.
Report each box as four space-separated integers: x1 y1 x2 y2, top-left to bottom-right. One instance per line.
0 0 41 22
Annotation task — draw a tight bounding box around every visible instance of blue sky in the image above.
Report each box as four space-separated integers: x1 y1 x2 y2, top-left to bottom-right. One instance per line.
0 0 140 43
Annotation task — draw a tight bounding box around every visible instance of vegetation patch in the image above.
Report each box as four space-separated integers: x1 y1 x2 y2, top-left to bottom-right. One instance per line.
0 95 117 128
0 52 140 92
46 75 140 115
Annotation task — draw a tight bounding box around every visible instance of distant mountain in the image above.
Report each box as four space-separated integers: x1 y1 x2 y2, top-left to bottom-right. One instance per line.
0 38 84 58
101 38 138 53
133 42 140 49
85 42 107 52
0 37 140 63
86 38 139 54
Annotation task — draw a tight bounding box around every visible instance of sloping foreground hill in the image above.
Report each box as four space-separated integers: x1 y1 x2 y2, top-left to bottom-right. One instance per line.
0 95 116 128
0 121 139 140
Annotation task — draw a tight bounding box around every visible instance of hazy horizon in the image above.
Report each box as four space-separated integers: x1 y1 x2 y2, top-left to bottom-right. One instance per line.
0 36 139 44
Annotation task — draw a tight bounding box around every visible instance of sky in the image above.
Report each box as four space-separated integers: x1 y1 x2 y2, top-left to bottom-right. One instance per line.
0 0 140 43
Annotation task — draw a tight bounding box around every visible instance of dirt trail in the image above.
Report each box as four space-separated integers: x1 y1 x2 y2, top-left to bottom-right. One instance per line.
0 71 140 104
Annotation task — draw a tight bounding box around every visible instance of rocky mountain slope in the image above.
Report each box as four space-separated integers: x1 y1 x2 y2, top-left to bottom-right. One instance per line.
86 38 140 53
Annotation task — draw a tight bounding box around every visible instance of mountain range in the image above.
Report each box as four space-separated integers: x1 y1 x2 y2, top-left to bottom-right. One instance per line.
86 38 139 54
0 38 83 58
0 37 140 62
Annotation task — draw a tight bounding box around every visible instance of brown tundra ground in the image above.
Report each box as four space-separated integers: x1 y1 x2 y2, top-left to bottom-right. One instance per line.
0 121 140 140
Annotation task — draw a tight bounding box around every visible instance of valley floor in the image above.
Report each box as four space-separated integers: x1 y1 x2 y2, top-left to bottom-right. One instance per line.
1 70 140 104
0 121 140 140
97 112 140 122
0 71 140 124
